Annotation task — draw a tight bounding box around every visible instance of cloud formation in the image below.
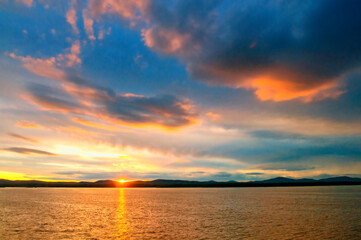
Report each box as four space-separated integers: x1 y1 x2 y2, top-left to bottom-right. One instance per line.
90 0 361 102
24 81 197 129
10 51 198 129
185 0 361 102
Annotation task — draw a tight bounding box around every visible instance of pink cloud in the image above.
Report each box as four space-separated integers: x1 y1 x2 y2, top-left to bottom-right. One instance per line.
16 0 33 7
65 40 81 67
88 0 150 20
9 53 66 82
142 27 196 55
8 41 81 80
82 9 96 40
66 1 79 34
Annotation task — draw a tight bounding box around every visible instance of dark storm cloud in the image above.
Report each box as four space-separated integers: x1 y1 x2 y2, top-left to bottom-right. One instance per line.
1 147 56 156
141 0 361 101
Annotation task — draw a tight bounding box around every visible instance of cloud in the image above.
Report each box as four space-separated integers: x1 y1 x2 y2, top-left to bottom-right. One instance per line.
16 0 33 7
8 41 81 76
1 147 56 156
9 48 199 129
245 172 264 175
64 40 81 67
25 83 82 113
82 9 96 40
88 0 150 21
72 117 126 132
87 0 361 102
206 112 220 120
8 133 38 143
16 121 42 129
142 27 195 55
251 163 315 172
101 94 197 128
249 130 307 140
98 27 111 40
185 0 361 101
8 53 66 82
22 79 197 129
66 0 79 34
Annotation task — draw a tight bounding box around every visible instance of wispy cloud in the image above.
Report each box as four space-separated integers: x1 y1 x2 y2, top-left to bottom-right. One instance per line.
16 121 42 129
8 133 38 143
1 147 56 156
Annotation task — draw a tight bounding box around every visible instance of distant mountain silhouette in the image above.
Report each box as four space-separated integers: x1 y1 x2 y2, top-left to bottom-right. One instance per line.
318 176 361 182
1 176 360 188
254 177 317 184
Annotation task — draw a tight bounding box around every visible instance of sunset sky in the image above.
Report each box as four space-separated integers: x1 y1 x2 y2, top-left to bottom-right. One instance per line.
1 0 361 181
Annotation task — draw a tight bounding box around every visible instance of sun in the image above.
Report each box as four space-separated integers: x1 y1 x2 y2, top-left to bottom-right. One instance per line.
118 179 127 183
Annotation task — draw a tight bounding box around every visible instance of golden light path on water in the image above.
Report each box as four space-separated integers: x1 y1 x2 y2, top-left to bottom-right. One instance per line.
117 188 129 239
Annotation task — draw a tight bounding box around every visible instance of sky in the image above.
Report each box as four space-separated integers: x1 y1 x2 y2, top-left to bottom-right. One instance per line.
0 0 361 181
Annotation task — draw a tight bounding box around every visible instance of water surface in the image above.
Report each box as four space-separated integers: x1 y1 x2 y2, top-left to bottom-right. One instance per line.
1 186 360 239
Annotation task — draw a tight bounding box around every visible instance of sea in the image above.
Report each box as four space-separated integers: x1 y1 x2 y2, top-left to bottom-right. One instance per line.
1 186 360 239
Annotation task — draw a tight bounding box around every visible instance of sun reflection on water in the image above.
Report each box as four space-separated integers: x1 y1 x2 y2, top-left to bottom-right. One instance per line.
117 188 129 239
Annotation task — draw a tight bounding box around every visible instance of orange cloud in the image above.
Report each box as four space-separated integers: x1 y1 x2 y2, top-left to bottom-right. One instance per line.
16 121 42 129
196 64 344 102
72 117 131 132
206 112 221 120
246 75 343 102
54 126 91 135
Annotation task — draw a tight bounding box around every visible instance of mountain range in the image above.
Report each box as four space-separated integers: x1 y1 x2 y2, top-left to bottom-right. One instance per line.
0 176 360 188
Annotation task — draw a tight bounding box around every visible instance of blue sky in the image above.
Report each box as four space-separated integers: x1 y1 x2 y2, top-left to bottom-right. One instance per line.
0 0 360 181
